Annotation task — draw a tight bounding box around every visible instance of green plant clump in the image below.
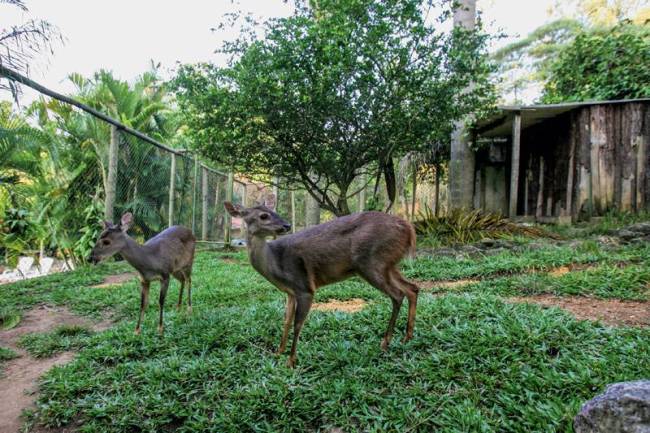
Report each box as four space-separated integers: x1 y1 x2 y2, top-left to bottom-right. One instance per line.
414 207 558 246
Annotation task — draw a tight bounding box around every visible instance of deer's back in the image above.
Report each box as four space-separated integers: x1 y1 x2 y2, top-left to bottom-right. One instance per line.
144 225 196 272
272 212 414 282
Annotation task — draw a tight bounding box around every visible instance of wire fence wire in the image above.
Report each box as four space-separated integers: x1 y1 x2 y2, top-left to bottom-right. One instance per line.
108 131 237 245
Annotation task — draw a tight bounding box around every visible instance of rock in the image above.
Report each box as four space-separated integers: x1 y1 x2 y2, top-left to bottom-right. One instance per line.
458 245 481 256
483 247 507 256
432 247 457 258
596 236 621 247
574 380 650 433
616 230 638 242
480 238 496 248
627 222 650 235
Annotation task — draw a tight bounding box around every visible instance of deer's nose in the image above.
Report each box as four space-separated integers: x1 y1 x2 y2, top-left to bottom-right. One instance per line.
283 224 291 231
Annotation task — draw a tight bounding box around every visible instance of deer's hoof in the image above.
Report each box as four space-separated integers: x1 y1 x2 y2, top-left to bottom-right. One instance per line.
158 326 164 336
286 357 296 368
380 339 390 351
187 306 193 314
134 328 141 336
402 335 413 344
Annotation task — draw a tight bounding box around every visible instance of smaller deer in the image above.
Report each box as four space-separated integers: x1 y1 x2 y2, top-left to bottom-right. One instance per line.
225 201 419 368
89 212 196 335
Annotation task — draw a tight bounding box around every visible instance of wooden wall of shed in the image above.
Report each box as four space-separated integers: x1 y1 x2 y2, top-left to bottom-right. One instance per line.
473 101 649 221
572 102 649 219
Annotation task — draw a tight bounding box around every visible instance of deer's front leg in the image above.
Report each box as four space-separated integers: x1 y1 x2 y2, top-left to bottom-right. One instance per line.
277 295 296 355
287 292 313 368
135 280 150 335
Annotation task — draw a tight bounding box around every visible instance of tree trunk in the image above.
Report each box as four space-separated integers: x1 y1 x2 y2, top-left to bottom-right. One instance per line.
305 191 321 227
448 0 476 211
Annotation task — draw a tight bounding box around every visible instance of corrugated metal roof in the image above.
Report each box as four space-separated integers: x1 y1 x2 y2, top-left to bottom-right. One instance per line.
475 98 650 138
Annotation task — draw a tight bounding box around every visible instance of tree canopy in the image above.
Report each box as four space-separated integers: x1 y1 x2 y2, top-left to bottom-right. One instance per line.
542 23 650 102
173 0 496 215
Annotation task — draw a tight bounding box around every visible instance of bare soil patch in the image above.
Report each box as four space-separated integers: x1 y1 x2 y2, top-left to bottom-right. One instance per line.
91 272 137 288
508 295 650 327
0 306 112 433
313 298 367 313
416 279 480 291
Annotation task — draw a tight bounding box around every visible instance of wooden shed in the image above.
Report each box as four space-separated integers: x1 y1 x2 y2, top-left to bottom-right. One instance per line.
472 99 650 222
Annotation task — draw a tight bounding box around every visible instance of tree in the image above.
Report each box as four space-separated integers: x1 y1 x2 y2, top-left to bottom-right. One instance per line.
542 23 650 102
550 0 650 26
494 0 649 103
448 0 478 210
493 19 584 103
0 0 62 99
173 0 496 216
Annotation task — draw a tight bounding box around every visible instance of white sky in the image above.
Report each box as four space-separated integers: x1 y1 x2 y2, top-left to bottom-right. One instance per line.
1 0 559 104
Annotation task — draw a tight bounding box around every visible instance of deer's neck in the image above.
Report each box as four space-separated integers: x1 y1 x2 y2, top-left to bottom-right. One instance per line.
247 234 278 282
119 236 155 273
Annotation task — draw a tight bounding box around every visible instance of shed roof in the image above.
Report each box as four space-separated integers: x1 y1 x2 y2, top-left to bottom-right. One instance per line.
475 98 650 138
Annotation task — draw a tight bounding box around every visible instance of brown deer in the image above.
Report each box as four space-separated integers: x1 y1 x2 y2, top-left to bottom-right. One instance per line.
224 201 419 368
89 212 196 335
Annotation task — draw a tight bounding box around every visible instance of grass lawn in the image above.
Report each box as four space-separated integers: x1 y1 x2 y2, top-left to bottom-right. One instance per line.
1 231 649 432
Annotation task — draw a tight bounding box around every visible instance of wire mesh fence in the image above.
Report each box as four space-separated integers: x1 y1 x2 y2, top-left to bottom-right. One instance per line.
109 130 238 245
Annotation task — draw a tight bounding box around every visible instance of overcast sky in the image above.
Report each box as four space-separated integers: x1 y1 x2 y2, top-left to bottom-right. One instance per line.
1 0 559 103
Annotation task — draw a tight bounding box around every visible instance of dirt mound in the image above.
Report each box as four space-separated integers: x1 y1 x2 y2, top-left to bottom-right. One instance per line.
0 306 112 433
91 272 137 288
508 295 649 327
313 298 367 313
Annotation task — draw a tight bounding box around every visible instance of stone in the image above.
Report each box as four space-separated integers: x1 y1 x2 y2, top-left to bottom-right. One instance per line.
627 222 650 235
616 230 638 241
480 238 496 248
596 236 621 247
574 380 650 433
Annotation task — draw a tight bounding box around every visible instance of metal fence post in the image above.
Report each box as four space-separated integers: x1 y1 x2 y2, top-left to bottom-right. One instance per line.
201 165 208 240
105 125 119 222
168 153 176 228
224 171 234 246
191 155 198 234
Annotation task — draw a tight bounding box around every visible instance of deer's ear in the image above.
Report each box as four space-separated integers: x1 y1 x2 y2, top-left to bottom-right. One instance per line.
102 220 112 230
263 193 276 210
224 202 244 217
119 212 133 232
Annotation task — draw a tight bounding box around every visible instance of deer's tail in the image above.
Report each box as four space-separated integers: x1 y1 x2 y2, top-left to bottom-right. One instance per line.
406 222 417 260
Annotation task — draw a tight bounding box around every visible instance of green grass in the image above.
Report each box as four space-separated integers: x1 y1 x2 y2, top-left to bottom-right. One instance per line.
0 346 19 377
0 235 648 432
18 325 94 358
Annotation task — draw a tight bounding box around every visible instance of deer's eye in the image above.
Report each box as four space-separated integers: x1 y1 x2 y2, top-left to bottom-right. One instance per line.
102 239 111 246
260 213 269 221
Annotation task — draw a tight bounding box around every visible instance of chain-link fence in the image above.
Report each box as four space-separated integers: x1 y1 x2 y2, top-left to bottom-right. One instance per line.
107 128 239 246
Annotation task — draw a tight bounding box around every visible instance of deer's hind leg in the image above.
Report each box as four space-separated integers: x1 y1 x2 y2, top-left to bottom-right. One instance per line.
158 276 170 335
358 267 404 351
135 280 150 335
391 269 419 342
173 272 185 312
184 267 193 313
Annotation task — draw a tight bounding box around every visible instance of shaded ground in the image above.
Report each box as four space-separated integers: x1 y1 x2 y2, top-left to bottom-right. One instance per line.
312 298 367 313
90 272 137 288
0 306 111 433
508 295 650 327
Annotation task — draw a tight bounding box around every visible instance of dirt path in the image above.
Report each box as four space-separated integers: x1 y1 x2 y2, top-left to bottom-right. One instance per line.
508 295 650 327
313 298 367 313
0 306 112 433
91 272 137 288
